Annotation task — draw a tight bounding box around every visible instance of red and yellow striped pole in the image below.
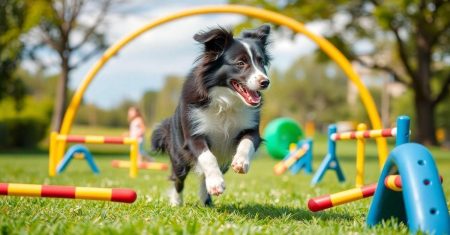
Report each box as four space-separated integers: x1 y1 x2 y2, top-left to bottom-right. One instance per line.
0 183 137 203
273 143 309 175
384 174 443 192
331 128 397 141
308 175 443 212
56 135 136 145
308 183 377 212
384 174 403 191
111 160 169 171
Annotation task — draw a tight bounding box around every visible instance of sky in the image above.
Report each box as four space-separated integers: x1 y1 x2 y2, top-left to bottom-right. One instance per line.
27 1 332 109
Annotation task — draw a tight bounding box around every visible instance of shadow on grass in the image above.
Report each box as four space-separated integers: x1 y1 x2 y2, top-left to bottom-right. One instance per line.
0 148 48 155
216 203 354 221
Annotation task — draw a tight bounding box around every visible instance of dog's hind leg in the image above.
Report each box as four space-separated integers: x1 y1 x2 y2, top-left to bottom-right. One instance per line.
168 166 190 206
199 175 213 206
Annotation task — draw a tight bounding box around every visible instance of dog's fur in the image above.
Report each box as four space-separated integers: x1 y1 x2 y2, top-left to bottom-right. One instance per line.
151 25 271 206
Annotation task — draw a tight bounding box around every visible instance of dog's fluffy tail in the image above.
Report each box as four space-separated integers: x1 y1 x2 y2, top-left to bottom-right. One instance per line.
151 119 170 153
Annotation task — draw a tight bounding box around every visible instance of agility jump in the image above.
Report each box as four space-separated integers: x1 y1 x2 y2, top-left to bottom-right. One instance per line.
311 116 410 187
49 132 139 178
330 127 397 141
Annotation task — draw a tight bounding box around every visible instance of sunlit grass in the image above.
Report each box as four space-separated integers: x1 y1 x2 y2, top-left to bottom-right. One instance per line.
1 138 449 234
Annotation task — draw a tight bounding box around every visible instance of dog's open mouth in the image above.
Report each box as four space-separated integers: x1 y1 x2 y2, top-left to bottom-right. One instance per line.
230 80 261 107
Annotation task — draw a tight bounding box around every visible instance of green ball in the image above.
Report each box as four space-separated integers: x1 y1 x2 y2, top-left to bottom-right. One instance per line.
263 118 304 160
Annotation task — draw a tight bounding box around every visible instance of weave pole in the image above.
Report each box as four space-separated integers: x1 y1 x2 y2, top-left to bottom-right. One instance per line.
311 116 411 187
308 175 443 212
0 183 137 203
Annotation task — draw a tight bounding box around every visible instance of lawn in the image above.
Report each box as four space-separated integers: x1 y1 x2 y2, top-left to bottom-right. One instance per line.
0 136 449 234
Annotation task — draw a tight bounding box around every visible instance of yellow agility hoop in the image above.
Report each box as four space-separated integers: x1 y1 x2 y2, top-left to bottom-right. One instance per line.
58 5 388 166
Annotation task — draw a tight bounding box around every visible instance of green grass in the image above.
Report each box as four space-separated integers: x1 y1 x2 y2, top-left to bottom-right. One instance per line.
1 138 449 234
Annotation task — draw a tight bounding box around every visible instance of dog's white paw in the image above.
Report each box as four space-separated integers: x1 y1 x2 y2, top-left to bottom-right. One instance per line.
231 155 250 174
168 187 182 206
205 174 225 196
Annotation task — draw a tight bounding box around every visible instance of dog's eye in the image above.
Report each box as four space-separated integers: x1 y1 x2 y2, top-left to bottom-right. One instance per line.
236 61 246 67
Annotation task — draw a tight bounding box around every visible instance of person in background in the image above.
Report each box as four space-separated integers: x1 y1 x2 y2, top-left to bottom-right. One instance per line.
127 106 154 163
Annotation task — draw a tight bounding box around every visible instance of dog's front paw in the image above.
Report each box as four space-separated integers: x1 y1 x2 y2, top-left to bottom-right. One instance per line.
168 187 182 206
205 175 225 196
231 155 250 174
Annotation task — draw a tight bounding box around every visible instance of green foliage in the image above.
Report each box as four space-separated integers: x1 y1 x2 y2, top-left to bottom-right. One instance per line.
436 95 450 130
0 116 49 149
76 100 135 128
0 70 55 149
229 0 450 144
0 96 52 149
17 69 58 98
153 75 184 124
0 0 50 106
262 56 351 129
350 86 383 126
391 90 415 123
76 104 102 126
140 90 158 125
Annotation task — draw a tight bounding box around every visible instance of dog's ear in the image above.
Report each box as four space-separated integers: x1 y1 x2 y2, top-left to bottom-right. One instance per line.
242 24 271 46
194 27 233 59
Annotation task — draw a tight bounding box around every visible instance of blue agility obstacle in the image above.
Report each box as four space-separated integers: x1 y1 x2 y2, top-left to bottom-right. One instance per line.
56 144 100 174
311 116 411 186
367 143 450 234
273 138 314 176
287 138 313 175
310 124 345 185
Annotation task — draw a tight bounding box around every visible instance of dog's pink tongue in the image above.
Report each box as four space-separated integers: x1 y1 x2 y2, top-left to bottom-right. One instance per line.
243 89 261 105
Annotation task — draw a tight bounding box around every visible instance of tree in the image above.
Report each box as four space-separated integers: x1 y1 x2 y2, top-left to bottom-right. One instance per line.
75 99 136 128
29 0 112 132
231 0 450 145
0 0 48 109
154 75 184 123
140 90 159 126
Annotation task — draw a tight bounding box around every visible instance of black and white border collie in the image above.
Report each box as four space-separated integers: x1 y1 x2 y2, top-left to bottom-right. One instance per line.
151 25 271 206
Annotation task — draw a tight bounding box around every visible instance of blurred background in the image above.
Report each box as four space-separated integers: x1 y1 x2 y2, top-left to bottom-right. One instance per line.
1 0 449 151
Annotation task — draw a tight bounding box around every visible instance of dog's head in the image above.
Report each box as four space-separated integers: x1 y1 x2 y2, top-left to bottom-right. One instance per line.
193 25 271 107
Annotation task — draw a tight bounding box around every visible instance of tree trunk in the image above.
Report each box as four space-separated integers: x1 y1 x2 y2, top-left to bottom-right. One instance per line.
412 19 438 145
51 57 69 132
413 94 437 145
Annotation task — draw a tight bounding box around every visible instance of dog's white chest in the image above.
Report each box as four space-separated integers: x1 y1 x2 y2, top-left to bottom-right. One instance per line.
190 88 258 166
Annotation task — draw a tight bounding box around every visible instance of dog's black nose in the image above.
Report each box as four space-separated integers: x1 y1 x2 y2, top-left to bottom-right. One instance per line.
260 79 270 88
